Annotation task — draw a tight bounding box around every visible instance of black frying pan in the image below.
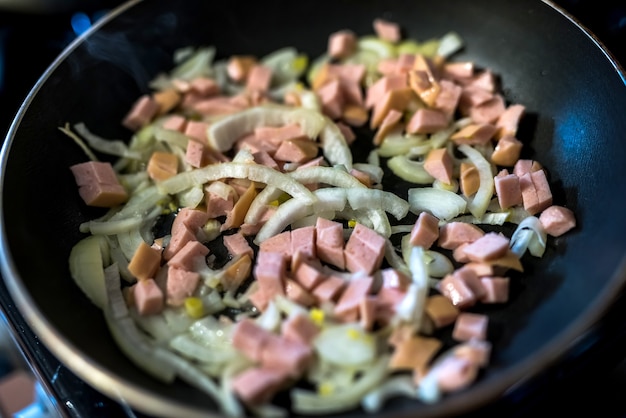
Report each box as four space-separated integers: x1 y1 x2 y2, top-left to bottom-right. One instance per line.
1 0 626 417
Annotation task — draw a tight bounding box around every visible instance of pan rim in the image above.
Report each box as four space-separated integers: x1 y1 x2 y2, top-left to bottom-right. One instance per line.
1 0 626 417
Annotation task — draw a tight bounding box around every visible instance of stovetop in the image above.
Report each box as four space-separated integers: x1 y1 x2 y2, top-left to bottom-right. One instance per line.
1 1 626 417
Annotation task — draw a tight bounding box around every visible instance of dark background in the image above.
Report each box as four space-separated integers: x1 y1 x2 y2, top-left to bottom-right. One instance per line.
1 1 626 417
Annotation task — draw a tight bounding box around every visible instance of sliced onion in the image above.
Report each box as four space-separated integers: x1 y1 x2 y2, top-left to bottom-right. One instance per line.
510 215 547 257
387 155 435 184
457 144 494 218
318 117 353 170
407 187 467 221
207 105 325 152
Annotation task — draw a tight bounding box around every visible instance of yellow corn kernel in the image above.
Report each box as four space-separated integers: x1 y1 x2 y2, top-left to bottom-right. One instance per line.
184 297 204 319
269 200 280 207
348 219 357 228
292 55 309 74
347 328 361 340
309 308 324 326
318 382 334 396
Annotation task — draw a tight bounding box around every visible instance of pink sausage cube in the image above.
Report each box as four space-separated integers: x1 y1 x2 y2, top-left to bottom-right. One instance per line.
134 278 164 316
452 312 489 341
261 335 314 378
165 266 200 307
259 231 292 261
246 64 273 93
311 275 346 303
184 120 210 143
167 240 209 271
494 173 523 209
223 232 254 259
254 251 287 297
230 366 287 405
281 312 320 345
461 232 510 262
334 276 374 320
122 94 159 131
410 211 440 248
328 29 357 59
438 274 477 309
407 108 449 135
438 222 485 250
284 279 316 307
294 260 325 290
185 140 206 168
344 223 386 275
315 217 346 269
162 114 187 132
539 205 576 237
479 276 510 303
373 18 401 43
232 318 275 362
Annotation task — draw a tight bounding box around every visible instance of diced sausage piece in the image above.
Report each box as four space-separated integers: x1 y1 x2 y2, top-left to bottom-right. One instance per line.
395 54 416 74
494 173 523 209
452 312 489 341
294 260 325 290
122 94 159 131
291 226 316 262
162 114 187 132
163 224 196 261
359 296 378 331
491 135 523 167
254 250 287 293
425 294 459 328
255 123 306 145
334 276 374 320
281 312 320 345
192 96 248 116
189 76 220 96
331 62 367 84
457 162 478 197
152 88 181 115
227 55 257 83
147 151 178 181
285 279 316 307
381 267 411 290
185 140 206 168
370 88 414 129
220 254 252 292
184 120 210 143
513 159 542 177
173 206 211 232
252 150 279 170
205 186 236 219
434 79 463 120
519 170 552 215
389 335 442 373
240 204 277 236
531 169 553 213
454 266 487 300
438 222 485 250
221 182 259 232
273 138 319 163
70 161 128 207
452 242 471 263
344 223 386 274
463 262 496 277
339 78 364 106
232 318 275 362
311 275 347 303
328 29 357 59
167 240 209 271
315 217 346 269
341 106 368 129
373 108 403 145
406 108 449 135
316 78 345 120
365 73 407 109
461 232 510 262
259 231 292 261
246 65 273 93
442 61 474 81
458 86 493 114
165 266 200 306
230 366 287 406
261 335 314 378
480 276 510 303
133 278 164 316
410 211 440 248
468 94 506 124
453 339 492 367
236 133 278 155
450 123 497 145
373 18 401 43
539 205 576 237
432 355 479 393
438 273 477 309
128 241 162 281
495 103 525 139
350 168 373 188
423 148 454 185
408 70 440 108
465 69 497 92
223 232 254 259
377 286 407 314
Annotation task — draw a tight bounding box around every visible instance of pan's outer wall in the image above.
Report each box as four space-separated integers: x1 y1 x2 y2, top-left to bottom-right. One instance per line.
1 0 626 417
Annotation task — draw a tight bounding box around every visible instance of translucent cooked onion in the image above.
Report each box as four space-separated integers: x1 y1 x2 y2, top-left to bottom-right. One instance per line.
407 187 467 221
157 161 317 205
457 144 494 219
207 105 325 152
510 215 547 257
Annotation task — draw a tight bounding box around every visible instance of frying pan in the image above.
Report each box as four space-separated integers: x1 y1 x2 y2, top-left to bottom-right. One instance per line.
1 0 625 417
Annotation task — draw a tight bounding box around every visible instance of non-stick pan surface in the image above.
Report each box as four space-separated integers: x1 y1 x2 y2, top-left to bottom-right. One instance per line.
1 0 626 417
